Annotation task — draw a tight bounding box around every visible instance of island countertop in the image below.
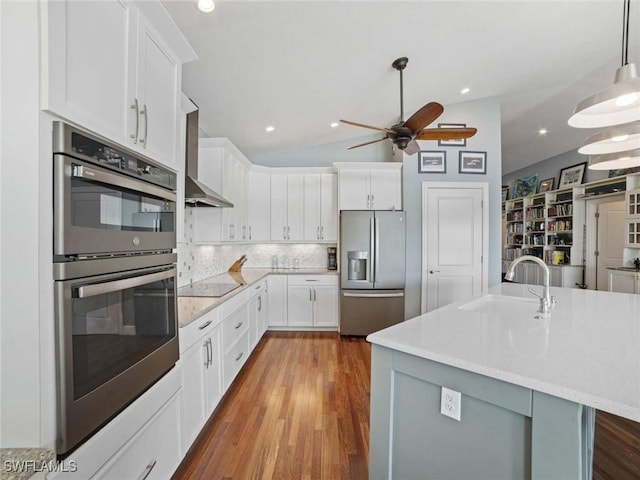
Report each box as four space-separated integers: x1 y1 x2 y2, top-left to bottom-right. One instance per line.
367 283 640 422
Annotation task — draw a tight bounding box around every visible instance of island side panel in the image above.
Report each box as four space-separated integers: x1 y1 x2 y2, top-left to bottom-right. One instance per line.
369 344 394 480
369 345 593 479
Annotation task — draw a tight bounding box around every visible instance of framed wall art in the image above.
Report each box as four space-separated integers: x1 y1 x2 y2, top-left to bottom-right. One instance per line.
458 151 486 174
558 162 587 187
418 151 446 173
438 123 467 147
513 173 538 198
537 177 555 193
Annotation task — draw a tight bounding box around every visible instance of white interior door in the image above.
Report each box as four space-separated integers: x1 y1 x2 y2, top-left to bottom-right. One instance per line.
422 183 487 313
596 200 625 290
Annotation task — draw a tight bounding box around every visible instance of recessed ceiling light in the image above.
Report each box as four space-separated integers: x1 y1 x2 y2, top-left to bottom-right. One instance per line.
197 0 215 13
265 126 275 132
330 122 339 128
460 87 471 95
538 128 548 135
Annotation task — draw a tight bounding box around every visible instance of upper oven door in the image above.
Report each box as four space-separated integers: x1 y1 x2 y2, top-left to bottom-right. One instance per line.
54 154 176 257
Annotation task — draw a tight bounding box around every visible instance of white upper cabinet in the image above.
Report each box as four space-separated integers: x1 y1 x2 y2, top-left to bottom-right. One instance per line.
303 173 338 242
271 174 304 241
335 163 402 211
41 1 196 169
247 169 271 241
131 13 181 167
42 1 131 146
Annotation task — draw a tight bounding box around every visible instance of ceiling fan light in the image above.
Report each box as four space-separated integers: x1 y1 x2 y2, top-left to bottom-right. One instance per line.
568 64 640 128
588 148 640 170
578 121 640 154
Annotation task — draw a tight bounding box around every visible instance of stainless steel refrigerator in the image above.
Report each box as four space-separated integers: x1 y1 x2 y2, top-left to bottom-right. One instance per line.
340 210 406 335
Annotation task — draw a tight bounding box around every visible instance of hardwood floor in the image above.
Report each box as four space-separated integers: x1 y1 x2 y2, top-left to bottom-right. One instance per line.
174 331 640 480
173 332 371 480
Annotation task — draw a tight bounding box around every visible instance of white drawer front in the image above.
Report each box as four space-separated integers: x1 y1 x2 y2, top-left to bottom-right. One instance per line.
92 392 182 480
223 330 249 390
179 307 220 353
287 274 338 286
222 304 249 353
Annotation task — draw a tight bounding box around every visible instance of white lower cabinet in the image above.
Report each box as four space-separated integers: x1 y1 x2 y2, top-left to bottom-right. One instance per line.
93 392 182 480
268 275 288 327
609 270 640 294
287 275 338 328
248 280 268 350
180 317 222 449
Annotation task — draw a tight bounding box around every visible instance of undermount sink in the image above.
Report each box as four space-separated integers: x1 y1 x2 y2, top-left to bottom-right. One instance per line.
459 294 542 318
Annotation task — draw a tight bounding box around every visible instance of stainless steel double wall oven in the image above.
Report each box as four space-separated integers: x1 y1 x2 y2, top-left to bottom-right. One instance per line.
52 122 179 455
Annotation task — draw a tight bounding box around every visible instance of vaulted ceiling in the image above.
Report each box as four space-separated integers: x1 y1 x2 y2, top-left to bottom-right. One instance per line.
163 0 639 175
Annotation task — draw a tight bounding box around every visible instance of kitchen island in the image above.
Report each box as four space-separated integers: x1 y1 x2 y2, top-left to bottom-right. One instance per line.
367 283 640 480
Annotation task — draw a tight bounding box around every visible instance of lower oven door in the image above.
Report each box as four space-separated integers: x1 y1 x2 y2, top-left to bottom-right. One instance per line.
54 263 178 454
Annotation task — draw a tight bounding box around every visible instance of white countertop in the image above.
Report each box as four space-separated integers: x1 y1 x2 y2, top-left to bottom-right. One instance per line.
178 268 338 327
367 283 640 422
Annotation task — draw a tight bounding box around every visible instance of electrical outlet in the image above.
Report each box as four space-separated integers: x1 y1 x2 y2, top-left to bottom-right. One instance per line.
440 387 461 421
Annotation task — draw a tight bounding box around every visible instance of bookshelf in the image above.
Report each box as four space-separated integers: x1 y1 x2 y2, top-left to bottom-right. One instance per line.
504 198 524 261
545 189 574 265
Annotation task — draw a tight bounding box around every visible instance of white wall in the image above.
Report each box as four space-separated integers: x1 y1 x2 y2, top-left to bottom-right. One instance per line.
0 0 44 447
402 97 503 319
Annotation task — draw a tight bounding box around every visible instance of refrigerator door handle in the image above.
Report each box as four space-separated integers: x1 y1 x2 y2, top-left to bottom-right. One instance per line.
370 217 375 283
375 217 380 282
343 292 405 298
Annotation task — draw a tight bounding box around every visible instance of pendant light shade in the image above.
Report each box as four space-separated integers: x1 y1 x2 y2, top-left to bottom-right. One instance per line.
588 147 640 170
578 121 640 154
568 63 640 128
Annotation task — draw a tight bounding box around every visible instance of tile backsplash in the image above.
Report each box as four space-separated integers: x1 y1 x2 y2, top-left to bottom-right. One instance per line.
178 208 335 286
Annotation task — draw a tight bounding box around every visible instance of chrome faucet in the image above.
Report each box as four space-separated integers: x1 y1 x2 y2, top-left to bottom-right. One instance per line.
504 255 556 315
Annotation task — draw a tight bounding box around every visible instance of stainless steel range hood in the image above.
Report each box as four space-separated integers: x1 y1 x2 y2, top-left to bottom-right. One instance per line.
184 109 233 208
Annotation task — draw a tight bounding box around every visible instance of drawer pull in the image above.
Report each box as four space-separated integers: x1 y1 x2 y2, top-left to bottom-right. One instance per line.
137 459 156 480
235 351 244 362
235 321 243 329
198 320 213 330
255 285 261 290
305 279 319 282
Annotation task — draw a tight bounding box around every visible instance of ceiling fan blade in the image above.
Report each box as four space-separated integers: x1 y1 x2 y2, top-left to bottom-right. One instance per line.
415 127 478 141
347 137 388 150
403 140 420 156
402 102 444 134
340 119 396 135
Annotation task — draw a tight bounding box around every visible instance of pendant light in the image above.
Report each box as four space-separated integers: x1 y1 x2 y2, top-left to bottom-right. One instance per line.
578 121 640 154
568 0 640 128
588 148 640 170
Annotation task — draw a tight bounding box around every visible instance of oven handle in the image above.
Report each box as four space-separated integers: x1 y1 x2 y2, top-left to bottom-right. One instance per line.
75 268 174 299
72 164 176 202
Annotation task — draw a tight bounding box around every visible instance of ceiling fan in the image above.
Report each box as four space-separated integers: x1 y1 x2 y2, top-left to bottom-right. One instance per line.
341 57 477 155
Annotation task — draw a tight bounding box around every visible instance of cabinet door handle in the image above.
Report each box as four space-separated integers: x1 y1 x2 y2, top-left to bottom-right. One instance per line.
137 459 157 480
258 296 262 311
309 288 313 301
371 194 375 207
317 226 320 240
208 338 213 368
287 226 291 239
235 351 244 362
429 270 441 274
283 225 286 240
321 226 324 240
198 320 212 330
139 104 148 147
367 194 370 209
249 226 252 240
235 321 243 329
130 98 139 143
313 288 317 301
202 340 209 368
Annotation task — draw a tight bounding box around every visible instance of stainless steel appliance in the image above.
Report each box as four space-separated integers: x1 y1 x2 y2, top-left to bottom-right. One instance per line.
340 210 406 335
52 122 179 455
327 247 338 270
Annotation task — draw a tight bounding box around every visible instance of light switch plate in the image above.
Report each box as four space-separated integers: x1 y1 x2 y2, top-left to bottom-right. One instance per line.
440 387 461 421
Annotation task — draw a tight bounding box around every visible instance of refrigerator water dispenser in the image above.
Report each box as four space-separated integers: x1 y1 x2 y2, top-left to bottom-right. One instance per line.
347 251 368 281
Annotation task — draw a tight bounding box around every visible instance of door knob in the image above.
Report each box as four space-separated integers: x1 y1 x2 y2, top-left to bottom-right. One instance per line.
429 270 441 274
